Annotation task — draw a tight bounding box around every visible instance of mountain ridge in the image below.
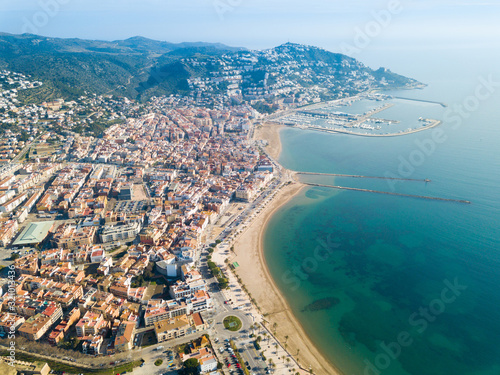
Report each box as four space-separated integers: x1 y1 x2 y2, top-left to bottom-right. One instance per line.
0 33 421 104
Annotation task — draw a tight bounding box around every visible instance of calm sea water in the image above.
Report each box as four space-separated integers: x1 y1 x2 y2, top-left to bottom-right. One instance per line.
264 49 500 375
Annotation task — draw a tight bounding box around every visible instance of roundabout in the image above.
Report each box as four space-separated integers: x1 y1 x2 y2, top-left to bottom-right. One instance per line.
223 315 242 331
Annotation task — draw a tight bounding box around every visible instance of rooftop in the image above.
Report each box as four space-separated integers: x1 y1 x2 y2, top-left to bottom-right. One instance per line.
13 221 54 246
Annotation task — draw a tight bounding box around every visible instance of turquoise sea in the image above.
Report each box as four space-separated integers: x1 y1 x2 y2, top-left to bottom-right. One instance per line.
264 48 500 375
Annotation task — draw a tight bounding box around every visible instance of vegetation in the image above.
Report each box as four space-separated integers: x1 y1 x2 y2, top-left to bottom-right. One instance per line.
180 358 200 375
0 34 240 102
217 277 229 289
154 359 163 366
207 261 229 289
131 263 157 287
223 316 242 331
251 101 277 115
57 336 81 351
207 261 219 276
229 340 250 375
177 343 191 354
0 350 142 375
0 34 418 104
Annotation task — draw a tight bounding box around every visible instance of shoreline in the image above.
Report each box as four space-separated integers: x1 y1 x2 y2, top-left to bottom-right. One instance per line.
233 88 442 374
232 121 342 375
233 181 343 375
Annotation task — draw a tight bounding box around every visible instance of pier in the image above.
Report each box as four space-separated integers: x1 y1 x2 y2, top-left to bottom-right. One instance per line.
394 96 448 108
295 171 431 182
303 183 471 204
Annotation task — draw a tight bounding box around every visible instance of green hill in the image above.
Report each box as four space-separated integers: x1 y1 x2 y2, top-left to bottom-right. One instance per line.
0 33 420 103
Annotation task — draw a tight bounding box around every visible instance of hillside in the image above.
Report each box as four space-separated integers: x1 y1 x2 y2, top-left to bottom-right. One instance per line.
0 34 421 103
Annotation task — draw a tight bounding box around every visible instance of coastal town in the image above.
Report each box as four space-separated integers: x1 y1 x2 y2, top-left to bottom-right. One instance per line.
0 0 494 374
0 42 448 375
0 68 320 375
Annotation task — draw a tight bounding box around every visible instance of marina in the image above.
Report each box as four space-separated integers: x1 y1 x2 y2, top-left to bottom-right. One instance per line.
273 96 443 137
282 118 442 137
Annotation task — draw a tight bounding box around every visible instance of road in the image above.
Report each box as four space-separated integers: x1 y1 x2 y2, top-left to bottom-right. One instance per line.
199 247 268 374
193 139 305 374
11 131 45 163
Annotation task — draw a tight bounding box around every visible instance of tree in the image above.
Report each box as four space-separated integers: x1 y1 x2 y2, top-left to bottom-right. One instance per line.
182 358 200 375
185 358 199 367
218 277 229 289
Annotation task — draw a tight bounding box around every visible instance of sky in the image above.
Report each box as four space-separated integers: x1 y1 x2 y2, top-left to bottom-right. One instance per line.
1 0 499 74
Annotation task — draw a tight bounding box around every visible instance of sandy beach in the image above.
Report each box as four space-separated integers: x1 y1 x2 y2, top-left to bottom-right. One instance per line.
231 121 342 375
254 121 284 160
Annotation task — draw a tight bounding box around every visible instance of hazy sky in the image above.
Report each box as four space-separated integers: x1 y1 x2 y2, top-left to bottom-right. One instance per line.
1 0 499 72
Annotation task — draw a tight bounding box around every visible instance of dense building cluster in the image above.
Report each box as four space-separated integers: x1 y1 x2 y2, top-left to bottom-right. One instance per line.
184 43 381 107
0 87 274 360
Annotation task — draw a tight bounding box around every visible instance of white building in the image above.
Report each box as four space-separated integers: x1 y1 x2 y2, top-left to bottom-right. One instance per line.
100 221 141 243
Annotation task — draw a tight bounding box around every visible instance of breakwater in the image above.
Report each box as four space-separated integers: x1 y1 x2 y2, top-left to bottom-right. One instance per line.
295 171 430 182
394 96 448 107
303 182 471 204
